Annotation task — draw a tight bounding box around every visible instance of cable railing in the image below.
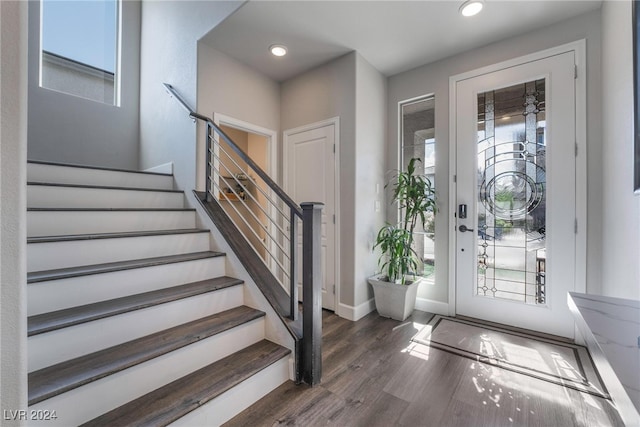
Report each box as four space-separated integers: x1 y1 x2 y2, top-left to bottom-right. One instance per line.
163 83 322 385
209 143 292 279
204 116 303 317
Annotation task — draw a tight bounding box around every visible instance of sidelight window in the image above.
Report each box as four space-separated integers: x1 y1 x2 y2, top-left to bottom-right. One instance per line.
400 95 436 282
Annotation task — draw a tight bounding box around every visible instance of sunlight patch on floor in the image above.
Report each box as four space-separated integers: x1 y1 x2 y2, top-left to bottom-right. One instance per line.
474 365 574 413
551 352 583 382
500 340 547 371
401 341 431 361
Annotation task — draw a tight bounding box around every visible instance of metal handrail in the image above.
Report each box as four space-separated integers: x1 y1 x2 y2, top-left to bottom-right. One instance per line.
164 82 322 386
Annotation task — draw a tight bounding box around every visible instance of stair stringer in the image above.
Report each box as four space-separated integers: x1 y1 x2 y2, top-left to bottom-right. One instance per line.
185 190 297 379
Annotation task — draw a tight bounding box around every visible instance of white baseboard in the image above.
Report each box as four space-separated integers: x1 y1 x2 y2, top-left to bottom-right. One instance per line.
337 298 375 321
415 297 449 316
145 162 173 174
337 297 449 321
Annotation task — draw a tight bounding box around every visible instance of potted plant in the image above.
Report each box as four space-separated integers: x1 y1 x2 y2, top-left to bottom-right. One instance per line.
369 158 436 321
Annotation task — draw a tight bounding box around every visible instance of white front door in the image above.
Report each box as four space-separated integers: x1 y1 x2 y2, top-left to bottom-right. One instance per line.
284 121 337 311
454 51 577 338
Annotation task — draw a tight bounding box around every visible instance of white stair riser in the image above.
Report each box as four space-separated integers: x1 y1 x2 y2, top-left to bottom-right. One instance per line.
169 357 290 427
27 319 265 427
27 163 174 190
28 257 226 315
28 233 210 272
28 285 244 371
27 185 184 209
27 210 196 237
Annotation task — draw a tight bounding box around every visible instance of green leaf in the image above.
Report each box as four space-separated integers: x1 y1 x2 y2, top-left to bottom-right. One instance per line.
372 157 437 284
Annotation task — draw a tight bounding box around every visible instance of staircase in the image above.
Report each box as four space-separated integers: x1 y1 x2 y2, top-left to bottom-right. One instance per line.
26 160 292 426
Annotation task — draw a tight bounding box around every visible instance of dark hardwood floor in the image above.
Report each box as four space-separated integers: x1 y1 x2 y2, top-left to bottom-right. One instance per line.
225 310 623 427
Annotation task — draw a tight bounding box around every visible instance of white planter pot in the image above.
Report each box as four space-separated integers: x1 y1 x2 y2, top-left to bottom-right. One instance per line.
367 275 421 321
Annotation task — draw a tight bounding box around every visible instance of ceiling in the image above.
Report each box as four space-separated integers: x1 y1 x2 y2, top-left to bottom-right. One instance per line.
201 1 602 82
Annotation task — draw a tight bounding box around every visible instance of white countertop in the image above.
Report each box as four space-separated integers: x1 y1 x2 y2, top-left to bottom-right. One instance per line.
568 292 640 426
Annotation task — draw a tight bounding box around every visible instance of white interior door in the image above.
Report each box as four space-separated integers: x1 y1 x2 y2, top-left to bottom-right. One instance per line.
285 122 336 311
454 51 577 338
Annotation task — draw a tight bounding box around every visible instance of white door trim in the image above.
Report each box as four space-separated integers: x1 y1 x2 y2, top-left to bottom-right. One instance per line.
283 117 340 312
448 40 587 317
212 113 278 177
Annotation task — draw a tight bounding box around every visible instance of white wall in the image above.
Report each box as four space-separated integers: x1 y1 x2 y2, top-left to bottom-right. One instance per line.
199 47 385 317
281 53 358 309
139 1 243 191
353 53 387 312
27 0 141 170
196 44 280 189
601 1 640 300
0 0 28 421
387 9 603 304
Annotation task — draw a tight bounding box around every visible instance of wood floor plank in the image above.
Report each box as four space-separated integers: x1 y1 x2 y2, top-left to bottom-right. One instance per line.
217 381 302 427
343 390 410 427
273 386 345 426
225 310 625 427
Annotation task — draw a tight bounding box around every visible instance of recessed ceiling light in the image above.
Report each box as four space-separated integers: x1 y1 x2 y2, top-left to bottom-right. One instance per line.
459 0 484 17
269 44 288 57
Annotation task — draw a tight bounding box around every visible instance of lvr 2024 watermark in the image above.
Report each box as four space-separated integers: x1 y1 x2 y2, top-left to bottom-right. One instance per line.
3 409 57 421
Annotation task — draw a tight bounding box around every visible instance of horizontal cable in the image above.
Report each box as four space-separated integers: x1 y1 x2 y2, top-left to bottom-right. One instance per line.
209 158 292 255
210 169 292 263
213 139 292 221
209 148 291 240
210 179 292 279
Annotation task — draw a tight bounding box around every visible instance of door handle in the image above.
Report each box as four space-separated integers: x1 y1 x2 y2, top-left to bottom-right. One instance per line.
459 225 474 233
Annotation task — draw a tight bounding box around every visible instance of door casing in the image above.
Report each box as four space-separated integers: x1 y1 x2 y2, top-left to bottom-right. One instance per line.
448 40 587 321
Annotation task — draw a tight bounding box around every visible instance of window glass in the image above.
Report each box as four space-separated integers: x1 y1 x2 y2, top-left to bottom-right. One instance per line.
40 0 119 105
400 96 436 280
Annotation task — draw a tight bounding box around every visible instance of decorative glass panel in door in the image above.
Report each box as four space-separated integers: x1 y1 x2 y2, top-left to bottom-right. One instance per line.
476 79 547 305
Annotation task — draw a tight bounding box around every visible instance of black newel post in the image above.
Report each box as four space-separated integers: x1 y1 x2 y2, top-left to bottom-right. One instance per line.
301 202 323 386
289 206 298 321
